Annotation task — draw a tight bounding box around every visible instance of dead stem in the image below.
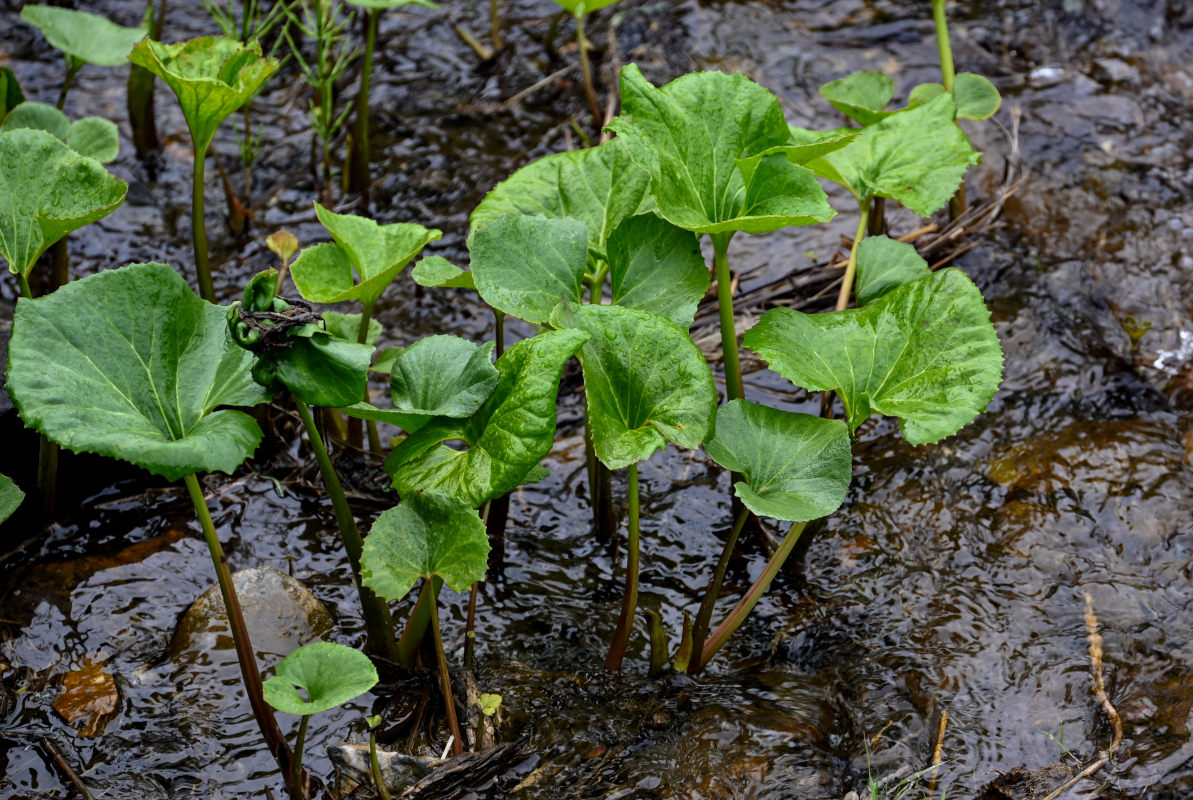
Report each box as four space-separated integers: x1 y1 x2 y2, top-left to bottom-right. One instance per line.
929 709 947 793
1084 590 1124 755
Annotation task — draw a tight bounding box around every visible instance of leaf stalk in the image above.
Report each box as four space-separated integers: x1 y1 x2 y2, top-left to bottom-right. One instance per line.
712 233 744 401
604 461 640 670
688 506 749 674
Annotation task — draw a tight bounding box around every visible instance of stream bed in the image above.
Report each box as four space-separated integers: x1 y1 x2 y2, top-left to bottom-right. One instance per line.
3 0 1193 798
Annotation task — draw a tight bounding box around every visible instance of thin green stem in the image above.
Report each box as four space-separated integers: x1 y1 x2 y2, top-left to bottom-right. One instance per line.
397 577 440 666
835 198 871 312
291 714 310 792
688 506 749 675
183 474 303 799
193 146 216 302
348 9 377 200
294 398 398 662
604 462 640 670
712 233 743 401
429 595 465 756
931 0 955 94
575 13 602 127
370 726 392 800
354 302 379 451
57 59 81 110
17 272 33 300
699 520 808 669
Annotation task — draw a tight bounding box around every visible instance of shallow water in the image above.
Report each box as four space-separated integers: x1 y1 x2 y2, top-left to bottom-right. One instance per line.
3 0 1193 798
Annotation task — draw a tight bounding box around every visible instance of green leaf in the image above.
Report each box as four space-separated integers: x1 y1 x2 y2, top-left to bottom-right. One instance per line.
370 347 401 375
263 642 378 716
272 333 373 409
855 235 931 306
0 474 24 525
743 268 1003 445
412 256 475 290
551 0 620 15
704 400 852 522
797 93 980 216
906 82 945 109
322 311 382 345
290 203 441 307
20 5 147 67
67 117 120 163
607 65 835 236
549 299 716 469
1 102 69 141
952 73 1001 121
346 0 439 7
361 491 490 601
8 262 270 480
469 215 587 324
0 68 25 121
607 214 709 330
0 128 127 277
128 36 278 153
819 70 893 127
383 329 589 506
469 138 652 278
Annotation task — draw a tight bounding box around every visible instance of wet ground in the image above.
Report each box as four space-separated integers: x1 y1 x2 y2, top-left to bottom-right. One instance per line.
3 0 1193 797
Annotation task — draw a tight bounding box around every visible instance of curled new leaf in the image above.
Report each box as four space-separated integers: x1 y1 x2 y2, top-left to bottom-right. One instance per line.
263 642 378 716
8 263 270 480
0 128 126 277
704 400 852 522
743 268 1003 445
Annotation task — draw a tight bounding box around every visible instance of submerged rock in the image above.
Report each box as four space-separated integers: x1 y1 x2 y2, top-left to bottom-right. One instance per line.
169 566 333 660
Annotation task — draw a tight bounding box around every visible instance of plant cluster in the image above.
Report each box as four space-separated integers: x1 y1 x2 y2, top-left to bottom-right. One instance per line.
1 2 1006 796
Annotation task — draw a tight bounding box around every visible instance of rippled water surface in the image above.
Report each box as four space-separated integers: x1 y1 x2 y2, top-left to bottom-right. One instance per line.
3 0 1193 798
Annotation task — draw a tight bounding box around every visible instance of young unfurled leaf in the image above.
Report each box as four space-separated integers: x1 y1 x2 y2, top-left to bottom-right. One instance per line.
606 65 835 236
0 129 127 277
550 300 716 469
469 138 652 278
909 73 1002 121
21 5 148 67
478 693 502 716
263 642 379 716
743 268 1003 445
469 215 588 324
2 102 120 163
551 0 620 15
0 474 24 525
819 70 893 127
855 235 931 305
361 491 490 602
345 336 499 431
267 230 300 265
8 263 270 480
384 329 588 507
290 203 442 307
322 312 382 346
794 93 980 216
128 37 278 154
607 214 708 330
412 256 475 290
704 400 852 522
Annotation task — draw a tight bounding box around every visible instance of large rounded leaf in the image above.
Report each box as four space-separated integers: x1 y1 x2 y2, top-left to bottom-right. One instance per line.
290 203 441 307
550 300 716 469
8 262 270 480
704 400 852 522
263 642 378 716
607 65 834 236
361 492 490 602
0 474 24 525
128 37 278 153
743 268 1003 445
607 214 709 330
1 103 120 163
469 215 588 324
383 329 589 506
0 129 127 277
469 137 652 277
20 5 147 67
855 235 930 306
819 70 893 127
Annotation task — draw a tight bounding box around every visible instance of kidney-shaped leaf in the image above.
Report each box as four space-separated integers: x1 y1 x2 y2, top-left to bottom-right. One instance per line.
0 474 24 525
704 400 852 522
607 214 709 330
383 329 588 506
909 74 1001 121
2 103 120 163
8 262 270 480
263 642 378 716
21 5 147 67
550 300 716 469
291 204 441 307
469 215 588 324
607 65 834 236
744 268 1003 445
361 491 490 602
0 128 127 277
855 235 931 306
819 70 893 127
128 37 278 153
2 101 70 140
469 138 652 278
